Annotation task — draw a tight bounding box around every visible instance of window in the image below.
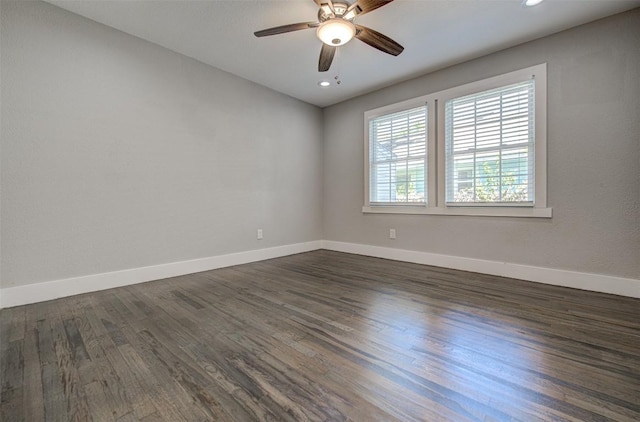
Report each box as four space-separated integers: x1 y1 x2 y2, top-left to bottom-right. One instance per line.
364 64 551 218
367 103 427 205
445 80 534 205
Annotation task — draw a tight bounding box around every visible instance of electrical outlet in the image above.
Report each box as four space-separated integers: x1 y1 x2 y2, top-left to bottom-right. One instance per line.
389 228 396 239
257 229 263 240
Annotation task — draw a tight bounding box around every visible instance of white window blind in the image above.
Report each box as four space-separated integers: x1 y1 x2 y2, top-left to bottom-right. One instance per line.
445 80 535 205
369 105 427 205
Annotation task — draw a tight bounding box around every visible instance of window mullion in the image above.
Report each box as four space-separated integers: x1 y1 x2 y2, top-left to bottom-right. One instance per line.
499 91 504 202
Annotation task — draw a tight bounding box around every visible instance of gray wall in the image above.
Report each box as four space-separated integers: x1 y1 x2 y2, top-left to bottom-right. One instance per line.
323 9 640 280
1 1 323 288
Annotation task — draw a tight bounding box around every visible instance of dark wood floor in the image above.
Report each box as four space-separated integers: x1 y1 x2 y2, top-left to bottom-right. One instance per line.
1 250 639 421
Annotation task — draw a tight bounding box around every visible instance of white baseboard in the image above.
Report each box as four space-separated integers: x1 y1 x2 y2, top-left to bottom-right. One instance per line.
2 239 638 308
321 240 640 299
0 241 322 309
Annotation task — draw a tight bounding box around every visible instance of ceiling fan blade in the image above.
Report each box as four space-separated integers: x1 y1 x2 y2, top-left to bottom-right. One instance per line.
318 44 336 72
347 0 394 17
355 25 404 56
254 22 318 37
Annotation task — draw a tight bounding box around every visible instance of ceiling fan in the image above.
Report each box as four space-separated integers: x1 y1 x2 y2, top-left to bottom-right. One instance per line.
254 0 404 72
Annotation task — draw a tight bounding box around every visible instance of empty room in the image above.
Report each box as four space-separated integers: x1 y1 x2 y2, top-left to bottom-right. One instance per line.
1 0 639 420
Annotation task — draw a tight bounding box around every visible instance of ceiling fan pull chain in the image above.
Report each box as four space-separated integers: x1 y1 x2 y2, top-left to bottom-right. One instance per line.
335 48 342 85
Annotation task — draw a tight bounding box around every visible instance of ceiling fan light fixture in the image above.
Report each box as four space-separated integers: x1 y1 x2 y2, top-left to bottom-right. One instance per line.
317 18 356 46
523 0 544 6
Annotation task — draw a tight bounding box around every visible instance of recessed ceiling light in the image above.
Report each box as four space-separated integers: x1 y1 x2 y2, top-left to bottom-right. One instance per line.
318 81 330 87
523 0 544 6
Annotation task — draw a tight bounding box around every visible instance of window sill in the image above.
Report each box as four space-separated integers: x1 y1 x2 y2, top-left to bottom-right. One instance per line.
362 206 552 218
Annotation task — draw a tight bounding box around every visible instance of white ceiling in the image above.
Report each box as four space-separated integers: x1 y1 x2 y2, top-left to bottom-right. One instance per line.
45 0 640 107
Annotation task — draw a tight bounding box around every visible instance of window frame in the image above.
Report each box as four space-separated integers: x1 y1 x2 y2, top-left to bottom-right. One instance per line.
364 95 430 207
363 63 551 218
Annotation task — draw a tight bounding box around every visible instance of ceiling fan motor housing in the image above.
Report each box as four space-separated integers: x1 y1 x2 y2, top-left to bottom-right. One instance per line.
317 2 353 22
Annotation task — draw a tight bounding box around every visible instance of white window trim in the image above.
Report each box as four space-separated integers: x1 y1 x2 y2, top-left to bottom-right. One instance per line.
363 94 431 208
363 63 551 218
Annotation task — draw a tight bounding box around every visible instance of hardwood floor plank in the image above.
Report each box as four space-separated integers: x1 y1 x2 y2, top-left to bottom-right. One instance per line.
83 380 117 422
0 340 24 422
117 342 193 422
35 315 72 422
114 326 214 421
49 310 93 422
1 250 639 421
21 307 46 421
2 307 26 343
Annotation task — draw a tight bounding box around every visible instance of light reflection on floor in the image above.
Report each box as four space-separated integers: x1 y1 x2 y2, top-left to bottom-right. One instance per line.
352 289 548 419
